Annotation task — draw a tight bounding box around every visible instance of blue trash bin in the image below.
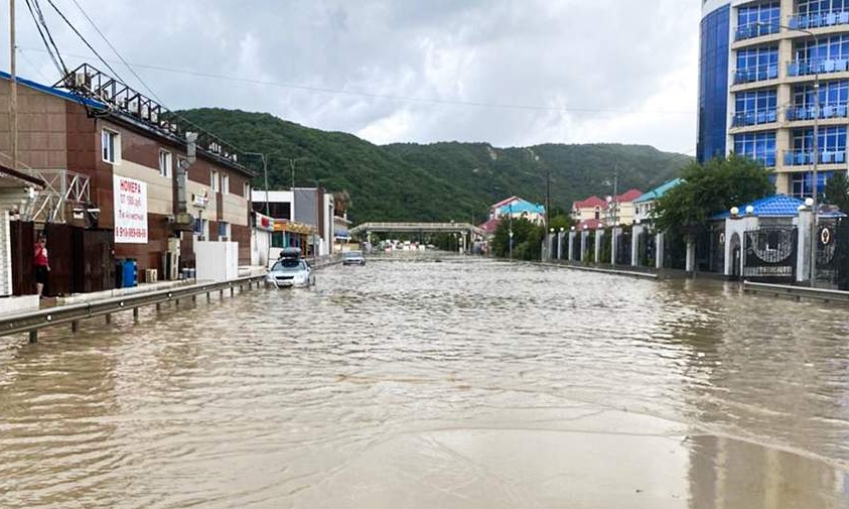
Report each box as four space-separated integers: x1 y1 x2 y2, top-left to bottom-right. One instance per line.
122 259 138 288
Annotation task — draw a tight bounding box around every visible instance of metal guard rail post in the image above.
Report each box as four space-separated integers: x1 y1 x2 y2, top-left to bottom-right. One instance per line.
0 275 268 341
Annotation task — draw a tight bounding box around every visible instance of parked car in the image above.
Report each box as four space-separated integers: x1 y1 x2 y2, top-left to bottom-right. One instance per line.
266 249 315 288
343 250 366 266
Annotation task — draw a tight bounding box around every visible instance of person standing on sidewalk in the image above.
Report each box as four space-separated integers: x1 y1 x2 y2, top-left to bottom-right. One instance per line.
34 235 50 298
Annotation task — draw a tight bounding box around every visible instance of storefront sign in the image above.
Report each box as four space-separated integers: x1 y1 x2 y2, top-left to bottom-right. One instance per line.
192 192 209 208
113 175 148 244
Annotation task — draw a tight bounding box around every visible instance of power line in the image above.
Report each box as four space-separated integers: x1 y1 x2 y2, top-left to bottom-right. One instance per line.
23 0 66 76
19 47 697 117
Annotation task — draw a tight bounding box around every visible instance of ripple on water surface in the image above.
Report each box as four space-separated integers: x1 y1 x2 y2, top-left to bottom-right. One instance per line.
2 257 849 508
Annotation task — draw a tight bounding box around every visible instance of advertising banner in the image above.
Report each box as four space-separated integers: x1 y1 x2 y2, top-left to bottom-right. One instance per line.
113 175 148 244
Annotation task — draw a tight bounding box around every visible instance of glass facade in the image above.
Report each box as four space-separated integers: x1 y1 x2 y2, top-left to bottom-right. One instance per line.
732 89 777 126
788 81 849 120
736 2 780 40
734 132 777 167
789 35 849 76
790 171 836 198
792 1 849 29
735 47 779 83
786 126 848 165
697 4 730 164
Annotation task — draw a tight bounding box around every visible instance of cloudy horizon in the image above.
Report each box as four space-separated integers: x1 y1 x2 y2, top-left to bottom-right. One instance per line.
1 0 701 155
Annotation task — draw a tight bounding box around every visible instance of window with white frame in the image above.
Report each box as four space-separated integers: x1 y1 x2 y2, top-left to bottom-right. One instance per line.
221 174 230 195
211 171 220 192
159 149 172 178
101 129 120 164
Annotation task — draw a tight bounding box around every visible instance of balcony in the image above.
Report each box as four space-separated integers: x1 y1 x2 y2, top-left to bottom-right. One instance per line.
733 64 779 84
788 58 849 77
731 108 778 127
785 102 849 121
783 149 846 166
735 21 780 41
789 10 849 30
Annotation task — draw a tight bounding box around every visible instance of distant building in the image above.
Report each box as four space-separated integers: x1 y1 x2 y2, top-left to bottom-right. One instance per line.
489 196 546 224
633 178 683 224
251 189 335 257
572 189 643 228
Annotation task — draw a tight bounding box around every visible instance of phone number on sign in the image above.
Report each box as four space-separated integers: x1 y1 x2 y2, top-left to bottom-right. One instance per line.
117 226 147 239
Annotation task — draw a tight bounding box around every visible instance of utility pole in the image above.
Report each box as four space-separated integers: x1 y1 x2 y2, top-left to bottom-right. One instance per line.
10 0 18 173
289 159 296 188
612 165 619 226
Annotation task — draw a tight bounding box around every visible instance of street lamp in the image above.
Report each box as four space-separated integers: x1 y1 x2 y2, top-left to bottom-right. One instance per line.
758 21 820 285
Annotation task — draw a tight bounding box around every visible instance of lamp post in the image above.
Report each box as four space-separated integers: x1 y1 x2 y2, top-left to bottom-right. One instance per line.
558 226 565 260
549 227 555 260
508 203 514 260
758 21 820 285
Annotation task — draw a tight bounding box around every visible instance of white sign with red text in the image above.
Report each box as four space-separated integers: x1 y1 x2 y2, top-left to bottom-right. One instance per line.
113 175 148 244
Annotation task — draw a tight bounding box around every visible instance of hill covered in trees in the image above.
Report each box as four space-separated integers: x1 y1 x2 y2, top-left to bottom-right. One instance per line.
179 108 692 223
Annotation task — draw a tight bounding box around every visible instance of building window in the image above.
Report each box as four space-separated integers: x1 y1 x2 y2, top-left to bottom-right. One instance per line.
736 2 780 41
221 174 230 195
791 35 849 76
211 171 220 192
244 182 251 198
733 132 776 167
732 89 777 126
101 129 120 164
159 150 172 178
193 218 209 240
218 221 231 240
790 81 849 121
791 171 836 198
734 47 779 84
788 126 847 165
594 207 600 220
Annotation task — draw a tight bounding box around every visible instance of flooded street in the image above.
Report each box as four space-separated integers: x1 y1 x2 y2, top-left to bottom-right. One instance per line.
3 256 849 508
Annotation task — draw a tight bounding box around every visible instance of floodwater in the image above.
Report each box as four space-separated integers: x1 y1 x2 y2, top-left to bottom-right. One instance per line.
2 256 849 508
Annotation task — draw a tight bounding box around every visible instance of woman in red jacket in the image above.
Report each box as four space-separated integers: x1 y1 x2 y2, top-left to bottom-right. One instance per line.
34 235 50 298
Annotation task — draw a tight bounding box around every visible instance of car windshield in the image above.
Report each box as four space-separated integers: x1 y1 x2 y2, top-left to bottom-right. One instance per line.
271 259 303 272
345 251 363 258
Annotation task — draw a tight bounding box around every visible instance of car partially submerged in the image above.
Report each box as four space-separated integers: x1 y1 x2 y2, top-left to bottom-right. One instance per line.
266 248 315 288
342 250 366 266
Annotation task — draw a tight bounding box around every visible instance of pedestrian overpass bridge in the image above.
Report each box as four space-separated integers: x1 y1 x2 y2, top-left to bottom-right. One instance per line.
349 222 486 238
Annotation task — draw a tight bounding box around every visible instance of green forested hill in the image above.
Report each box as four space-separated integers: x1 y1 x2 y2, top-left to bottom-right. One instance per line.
179 108 692 223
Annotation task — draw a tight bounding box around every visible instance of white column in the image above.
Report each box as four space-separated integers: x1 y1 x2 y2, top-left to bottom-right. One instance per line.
568 231 575 261
611 228 619 266
0 211 10 296
797 209 812 283
631 225 642 267
655 232 665 270
686 238 696 272
581 231 588 261
557 232 564 260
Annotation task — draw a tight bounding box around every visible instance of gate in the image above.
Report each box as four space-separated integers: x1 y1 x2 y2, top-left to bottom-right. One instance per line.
743 227 797 280
74 229 115 293
45 223 75 296
816 218 849 289
709 226 726 273
616 229 632 265
663 232 687 270
585 232 596 263
10 221 35 296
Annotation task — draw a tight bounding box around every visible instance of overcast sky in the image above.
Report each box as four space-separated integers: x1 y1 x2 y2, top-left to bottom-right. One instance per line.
1 0 700 155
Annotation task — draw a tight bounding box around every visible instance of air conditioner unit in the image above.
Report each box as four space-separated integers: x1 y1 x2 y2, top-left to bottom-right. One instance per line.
141 105 150 120
73 71 87 88
150 111 159 123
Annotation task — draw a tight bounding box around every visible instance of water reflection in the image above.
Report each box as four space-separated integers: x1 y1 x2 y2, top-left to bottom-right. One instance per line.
1 257 848 508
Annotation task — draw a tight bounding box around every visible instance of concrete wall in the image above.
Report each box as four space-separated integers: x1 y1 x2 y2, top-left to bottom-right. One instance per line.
0 79 68 170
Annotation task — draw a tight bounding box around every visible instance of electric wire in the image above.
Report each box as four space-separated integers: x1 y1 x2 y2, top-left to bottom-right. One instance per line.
22 0 65 76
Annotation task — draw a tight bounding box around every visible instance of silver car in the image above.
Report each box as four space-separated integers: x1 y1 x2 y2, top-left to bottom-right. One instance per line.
266 258 315 288
342 250 366 266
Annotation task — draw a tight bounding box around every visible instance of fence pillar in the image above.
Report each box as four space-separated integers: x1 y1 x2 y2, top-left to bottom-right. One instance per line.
797 209 813 283
568 231 575 261
557 232 564 260
686 238 696 272
631 225 642 267
656 232 665 270
611 227 621 266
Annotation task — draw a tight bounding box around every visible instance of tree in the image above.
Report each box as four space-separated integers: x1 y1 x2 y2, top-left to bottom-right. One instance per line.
655 154 774 233
824 172 849 212
491 218 545 260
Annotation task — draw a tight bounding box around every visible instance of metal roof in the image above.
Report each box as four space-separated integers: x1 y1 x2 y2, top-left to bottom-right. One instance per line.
633 178 683 204
713 195 806 219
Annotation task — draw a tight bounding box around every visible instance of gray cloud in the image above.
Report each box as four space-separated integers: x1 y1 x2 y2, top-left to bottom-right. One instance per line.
1 0 700 154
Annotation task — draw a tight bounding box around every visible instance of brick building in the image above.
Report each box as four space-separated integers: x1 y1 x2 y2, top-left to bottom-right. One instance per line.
0 65 255 293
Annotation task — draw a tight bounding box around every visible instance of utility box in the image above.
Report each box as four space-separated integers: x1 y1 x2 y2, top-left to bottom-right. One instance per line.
194 241 238 282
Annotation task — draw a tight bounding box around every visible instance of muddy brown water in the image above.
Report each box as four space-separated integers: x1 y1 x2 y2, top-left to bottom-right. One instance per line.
2 257 849 508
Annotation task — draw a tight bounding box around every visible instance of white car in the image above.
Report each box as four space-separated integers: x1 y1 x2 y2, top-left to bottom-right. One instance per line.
266 258 315 288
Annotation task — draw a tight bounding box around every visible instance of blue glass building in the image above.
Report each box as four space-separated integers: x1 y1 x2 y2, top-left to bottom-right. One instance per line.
697 0 849 198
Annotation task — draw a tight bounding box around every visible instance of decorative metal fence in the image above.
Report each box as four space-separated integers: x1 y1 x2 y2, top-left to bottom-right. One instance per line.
571 234 581 261
816 218 849 289
743 227 797 280
585 232 596 263
616 229 632 265
709 226 726 273
663 232 687 270
637 231 655 267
